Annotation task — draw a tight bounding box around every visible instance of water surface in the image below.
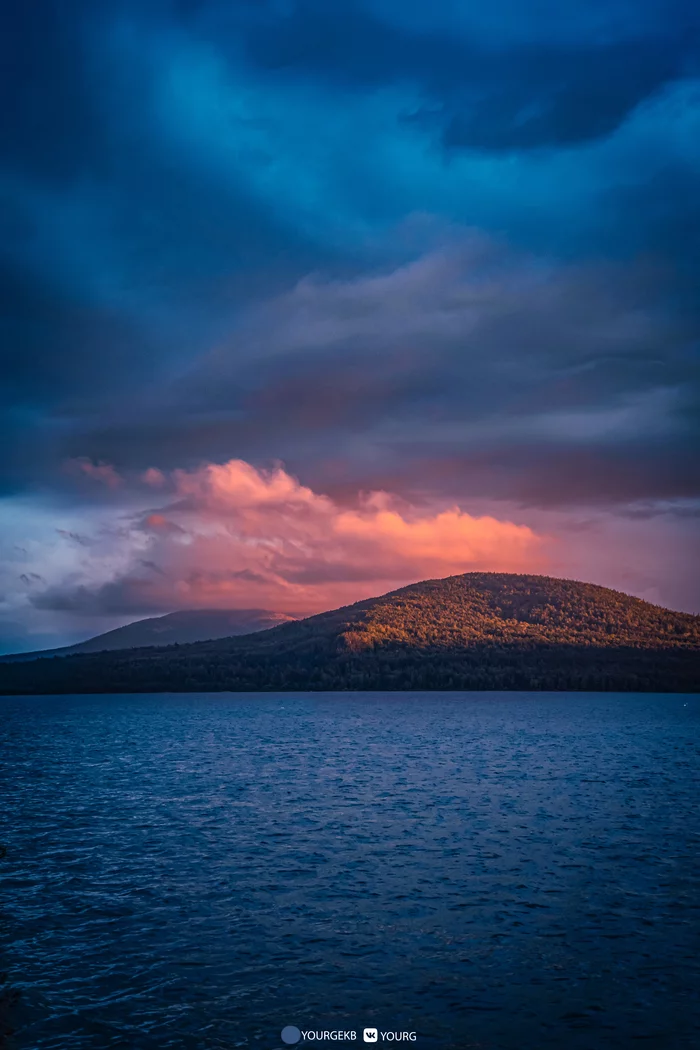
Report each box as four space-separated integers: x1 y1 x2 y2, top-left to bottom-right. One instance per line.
0 691 698 1049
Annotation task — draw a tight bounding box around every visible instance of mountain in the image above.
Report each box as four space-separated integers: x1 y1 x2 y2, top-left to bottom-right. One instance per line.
1 574 698 694
0 609 294 663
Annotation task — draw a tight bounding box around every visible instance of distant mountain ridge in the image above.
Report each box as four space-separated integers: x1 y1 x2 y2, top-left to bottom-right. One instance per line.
1 574 698 693
1 609 294 663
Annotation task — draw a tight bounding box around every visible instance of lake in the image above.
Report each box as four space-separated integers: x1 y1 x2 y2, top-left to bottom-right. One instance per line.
0 692 698 1049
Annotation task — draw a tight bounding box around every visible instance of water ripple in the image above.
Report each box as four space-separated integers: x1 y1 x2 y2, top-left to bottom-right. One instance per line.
0 691 698 1049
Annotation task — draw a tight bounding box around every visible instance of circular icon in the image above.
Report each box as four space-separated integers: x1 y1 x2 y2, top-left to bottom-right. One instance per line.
281 1026 301 1045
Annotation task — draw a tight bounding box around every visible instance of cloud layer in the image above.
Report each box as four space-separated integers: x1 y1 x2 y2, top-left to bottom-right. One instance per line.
52 239 700 514
0 0 698 648
28 459 544 621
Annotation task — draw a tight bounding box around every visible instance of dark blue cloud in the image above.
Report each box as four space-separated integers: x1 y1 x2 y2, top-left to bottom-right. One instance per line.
0 0 698 500
229 0 697 151
1 0 699 646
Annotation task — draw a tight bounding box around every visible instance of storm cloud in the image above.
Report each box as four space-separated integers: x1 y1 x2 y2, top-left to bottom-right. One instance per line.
1 0 698 649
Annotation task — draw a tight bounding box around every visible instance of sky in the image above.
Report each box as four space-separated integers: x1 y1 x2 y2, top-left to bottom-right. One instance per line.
1 0 699 652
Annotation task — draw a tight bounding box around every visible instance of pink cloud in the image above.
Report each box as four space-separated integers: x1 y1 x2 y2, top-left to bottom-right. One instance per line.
24 458 698 629
141 468 167 488
142 513 184 535
114 458 548 614
65 457 123 489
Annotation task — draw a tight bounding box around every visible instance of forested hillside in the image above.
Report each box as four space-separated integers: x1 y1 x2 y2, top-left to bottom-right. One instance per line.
2 574 698 694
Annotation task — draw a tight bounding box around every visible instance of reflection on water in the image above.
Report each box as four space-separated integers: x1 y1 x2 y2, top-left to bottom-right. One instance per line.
0 691 698 1049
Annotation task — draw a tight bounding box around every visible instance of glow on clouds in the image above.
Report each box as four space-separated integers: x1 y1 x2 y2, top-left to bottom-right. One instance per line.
72 458 546 615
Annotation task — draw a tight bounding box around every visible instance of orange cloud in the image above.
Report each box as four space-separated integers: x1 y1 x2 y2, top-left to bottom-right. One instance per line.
123 459 547 614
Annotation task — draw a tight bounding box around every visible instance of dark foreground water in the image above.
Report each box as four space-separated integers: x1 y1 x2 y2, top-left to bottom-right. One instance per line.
0 692 698 1050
